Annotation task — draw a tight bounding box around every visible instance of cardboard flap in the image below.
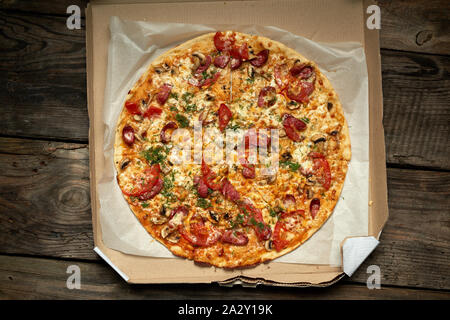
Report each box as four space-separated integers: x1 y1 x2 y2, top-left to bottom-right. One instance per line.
94 247 130 282
342 236 379 276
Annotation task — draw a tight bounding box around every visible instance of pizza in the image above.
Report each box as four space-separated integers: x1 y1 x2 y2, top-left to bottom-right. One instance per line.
114 31 351 268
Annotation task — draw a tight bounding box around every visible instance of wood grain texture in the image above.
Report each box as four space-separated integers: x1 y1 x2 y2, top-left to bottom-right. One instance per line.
377 0 450 55
0 137 95 260
0 255 449 299
1 0 449 55
351 168 450 290
0 11 88 141
0 10 448 168
0 137 449 289
382 50 450 170
0 0 88 16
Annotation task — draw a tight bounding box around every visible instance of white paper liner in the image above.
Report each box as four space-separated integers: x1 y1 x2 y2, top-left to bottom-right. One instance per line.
97 17 369 266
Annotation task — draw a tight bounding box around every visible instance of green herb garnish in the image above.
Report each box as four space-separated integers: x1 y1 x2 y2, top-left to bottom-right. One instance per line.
182 92 194 103
175 113 189 128
280 160 301 172
301 117 310 124
185 104 197 113
141 146 167 165
196 198 211 209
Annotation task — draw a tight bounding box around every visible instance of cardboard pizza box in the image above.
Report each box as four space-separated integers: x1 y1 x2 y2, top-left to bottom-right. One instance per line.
86 0 388 286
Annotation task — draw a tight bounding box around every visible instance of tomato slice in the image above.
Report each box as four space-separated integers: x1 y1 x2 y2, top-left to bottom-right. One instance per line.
240 199 271 241
218 103 232 132
309 152 331 190
272 219 289 252
272 210 305 251
121 164 160 197
143 106 162 118
137 177 163 201
125 101 141 115
201 160 222 191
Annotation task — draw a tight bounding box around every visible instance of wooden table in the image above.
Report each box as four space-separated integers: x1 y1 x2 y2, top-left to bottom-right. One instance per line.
0 0 449 299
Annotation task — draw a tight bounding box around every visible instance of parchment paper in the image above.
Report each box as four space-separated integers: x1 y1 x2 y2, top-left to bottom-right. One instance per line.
98 16 369 266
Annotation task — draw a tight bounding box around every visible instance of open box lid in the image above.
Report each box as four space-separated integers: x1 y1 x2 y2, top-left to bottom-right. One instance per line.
86 0 388 286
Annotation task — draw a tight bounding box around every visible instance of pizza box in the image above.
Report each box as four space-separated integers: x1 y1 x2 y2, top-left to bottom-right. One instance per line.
86 0 388 287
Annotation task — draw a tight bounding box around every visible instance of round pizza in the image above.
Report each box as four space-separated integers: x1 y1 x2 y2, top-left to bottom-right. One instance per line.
114 31 351 268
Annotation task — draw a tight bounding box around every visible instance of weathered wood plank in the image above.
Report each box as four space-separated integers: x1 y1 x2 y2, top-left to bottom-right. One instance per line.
382 50 450 170
0 11 88 142
377 0 450 55
0 138 95 260
351 167 450 290
0 0 88 16
1 0 449 55
0 137 449 289
1 255 449 299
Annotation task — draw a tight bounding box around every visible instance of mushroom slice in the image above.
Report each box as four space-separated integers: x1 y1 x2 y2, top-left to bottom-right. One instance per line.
311 133 327 144
191 52 206 72
209 211 220 224
286 101 300 110
257 171 277 185
265 171 277 184
192 52 206 64
281 151 292 161
205 93 215 101
150 215 168 225
160 225 172 238
120 158 131 170
166 232 181 243
305 186 314 199
265 240 274 251
247 65 256 78
159 205 170 218
161 160 173 175
278 126 287 138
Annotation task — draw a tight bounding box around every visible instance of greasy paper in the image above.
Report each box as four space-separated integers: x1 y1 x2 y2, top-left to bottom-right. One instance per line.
97 17 369 266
